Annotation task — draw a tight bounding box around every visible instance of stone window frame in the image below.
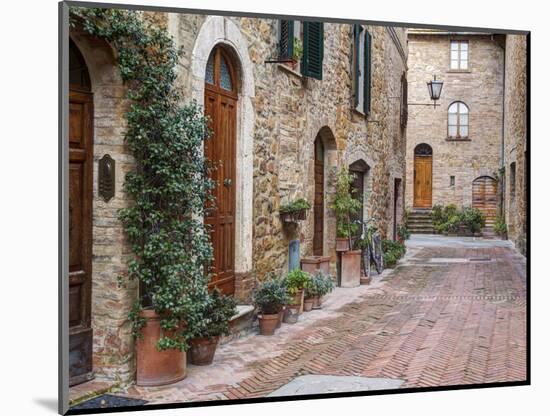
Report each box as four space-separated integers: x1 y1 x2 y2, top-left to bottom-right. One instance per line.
447 101 469 140
450 40 469 71
277 20 304 77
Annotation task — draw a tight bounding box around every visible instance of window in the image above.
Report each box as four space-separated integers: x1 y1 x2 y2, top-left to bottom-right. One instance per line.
510 162 516 200
450 40 469 70
448 101 469 138
450 176 455 186
279 20 324 80
352 25 372 114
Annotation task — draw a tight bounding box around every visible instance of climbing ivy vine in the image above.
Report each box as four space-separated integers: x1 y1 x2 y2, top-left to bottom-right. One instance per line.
69 7 214 351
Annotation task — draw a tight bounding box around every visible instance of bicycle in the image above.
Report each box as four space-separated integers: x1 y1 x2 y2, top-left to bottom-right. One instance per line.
355 219 384 279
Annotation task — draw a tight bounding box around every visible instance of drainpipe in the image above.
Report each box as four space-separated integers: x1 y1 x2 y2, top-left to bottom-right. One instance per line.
495 35 506 218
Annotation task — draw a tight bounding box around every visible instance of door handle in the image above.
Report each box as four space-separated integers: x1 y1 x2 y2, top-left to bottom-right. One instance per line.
223 178 232 187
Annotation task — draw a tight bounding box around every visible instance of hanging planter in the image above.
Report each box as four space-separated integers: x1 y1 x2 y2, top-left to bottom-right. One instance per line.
279 198 311 224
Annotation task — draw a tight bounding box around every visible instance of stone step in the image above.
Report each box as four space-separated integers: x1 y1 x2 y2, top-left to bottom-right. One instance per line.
221 304 256 344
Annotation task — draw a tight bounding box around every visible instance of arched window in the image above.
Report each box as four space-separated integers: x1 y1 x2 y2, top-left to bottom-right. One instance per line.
448 101 469 139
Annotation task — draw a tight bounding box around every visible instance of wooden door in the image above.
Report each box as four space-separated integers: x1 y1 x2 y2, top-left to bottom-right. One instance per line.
413 155 432 208
69 88 94 385
472 176 498 225
349 160 367 241
204 47 237 295
313 137 324 256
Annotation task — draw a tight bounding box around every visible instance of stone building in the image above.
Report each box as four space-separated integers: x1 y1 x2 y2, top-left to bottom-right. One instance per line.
405 30 504 227
68 10 408 386
405 30 527 244
502 35 528 254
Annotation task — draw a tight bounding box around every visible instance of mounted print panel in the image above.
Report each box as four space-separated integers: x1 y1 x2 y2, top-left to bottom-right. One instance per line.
60 2 529 414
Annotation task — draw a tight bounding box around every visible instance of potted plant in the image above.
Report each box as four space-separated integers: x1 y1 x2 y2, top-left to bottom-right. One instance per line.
397 224 410 243
331 168 362 252
283 269 311 322
289 37 303 70
279 198 311 223
305 272 335 310
186 289 237 366
493 216 508 240
460 207 486 236
253 278 290 335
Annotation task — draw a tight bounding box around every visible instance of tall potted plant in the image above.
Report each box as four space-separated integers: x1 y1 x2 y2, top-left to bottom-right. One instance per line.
73 9 216 386
186 289 237 366
331 168 362 251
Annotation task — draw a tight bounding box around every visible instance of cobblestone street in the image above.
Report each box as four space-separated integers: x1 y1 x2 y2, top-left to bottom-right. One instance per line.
119 235 527 405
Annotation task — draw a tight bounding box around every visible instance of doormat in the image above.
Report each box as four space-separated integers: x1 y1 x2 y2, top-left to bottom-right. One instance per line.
71 394 148 410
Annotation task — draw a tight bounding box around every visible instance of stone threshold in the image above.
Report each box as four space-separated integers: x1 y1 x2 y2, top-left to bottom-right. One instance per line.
69 379 119 407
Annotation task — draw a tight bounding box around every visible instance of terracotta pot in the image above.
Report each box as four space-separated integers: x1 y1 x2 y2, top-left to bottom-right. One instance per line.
301 256 331 276
280 212 295 223
303 297 314 312
294 209 307 221
312 295 321 309
336 237 351 252
283 305 300 324
258 313 279 335
340 250 361 288
289 289 305 313
136 309 186 387
188 336 219 366
277 306 285 328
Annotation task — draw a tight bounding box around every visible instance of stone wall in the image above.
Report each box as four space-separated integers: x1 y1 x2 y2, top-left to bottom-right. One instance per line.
503 35 528 253
405 33 503 210
71 11 408 384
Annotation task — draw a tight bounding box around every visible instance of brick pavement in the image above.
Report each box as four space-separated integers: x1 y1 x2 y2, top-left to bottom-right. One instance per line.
119 236 527 404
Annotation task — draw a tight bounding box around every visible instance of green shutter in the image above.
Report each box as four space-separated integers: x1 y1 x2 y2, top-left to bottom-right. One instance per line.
364 30 372 114
353 24 361 108
279 20 294 60
302 22 324 80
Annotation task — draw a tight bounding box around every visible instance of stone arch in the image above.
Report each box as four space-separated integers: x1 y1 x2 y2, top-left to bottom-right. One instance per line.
69 29 136 384
191 16 255 279
346 151 375 224
311 126 338 257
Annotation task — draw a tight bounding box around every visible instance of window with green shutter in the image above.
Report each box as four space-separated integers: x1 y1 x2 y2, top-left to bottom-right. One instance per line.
302 22 324 80
279 20 294 60
363 30 372 114
353 24 362 109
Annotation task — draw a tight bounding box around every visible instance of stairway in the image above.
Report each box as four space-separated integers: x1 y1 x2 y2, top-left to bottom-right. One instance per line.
407 209 434 234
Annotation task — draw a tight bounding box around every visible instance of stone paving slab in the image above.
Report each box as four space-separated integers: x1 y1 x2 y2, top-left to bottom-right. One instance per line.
266 375 404 397
110 236 526 405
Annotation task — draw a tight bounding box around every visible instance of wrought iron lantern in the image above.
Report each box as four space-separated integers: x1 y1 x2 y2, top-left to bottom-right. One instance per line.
426 75 444 108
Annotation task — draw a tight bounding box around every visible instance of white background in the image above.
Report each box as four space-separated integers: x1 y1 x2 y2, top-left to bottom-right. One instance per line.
0 0 546 415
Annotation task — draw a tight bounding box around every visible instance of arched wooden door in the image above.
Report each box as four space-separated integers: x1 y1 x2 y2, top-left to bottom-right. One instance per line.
413 144 433 208
472 176 498 226
313 136 324 256
204 47 237 296
68 39 94 385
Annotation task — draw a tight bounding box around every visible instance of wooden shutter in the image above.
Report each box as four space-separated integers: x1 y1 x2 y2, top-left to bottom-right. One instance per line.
364 30 372 114
302 21 324 80
279 20 294 60
353 24 361 108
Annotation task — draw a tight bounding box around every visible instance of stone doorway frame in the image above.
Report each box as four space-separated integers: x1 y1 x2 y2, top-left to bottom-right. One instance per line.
190 16 255 297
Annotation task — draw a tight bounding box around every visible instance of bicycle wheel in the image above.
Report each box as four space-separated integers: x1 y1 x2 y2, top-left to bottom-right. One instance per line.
371 234 384 274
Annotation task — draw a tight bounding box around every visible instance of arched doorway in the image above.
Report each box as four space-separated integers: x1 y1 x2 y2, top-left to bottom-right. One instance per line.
313 135 325 256
349 159 369 240
68 39 94 385
413 143 433 208
472 176 498 226
204 46 238 296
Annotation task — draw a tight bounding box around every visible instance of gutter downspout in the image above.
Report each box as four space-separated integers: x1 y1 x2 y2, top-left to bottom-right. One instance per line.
495 35 506 219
